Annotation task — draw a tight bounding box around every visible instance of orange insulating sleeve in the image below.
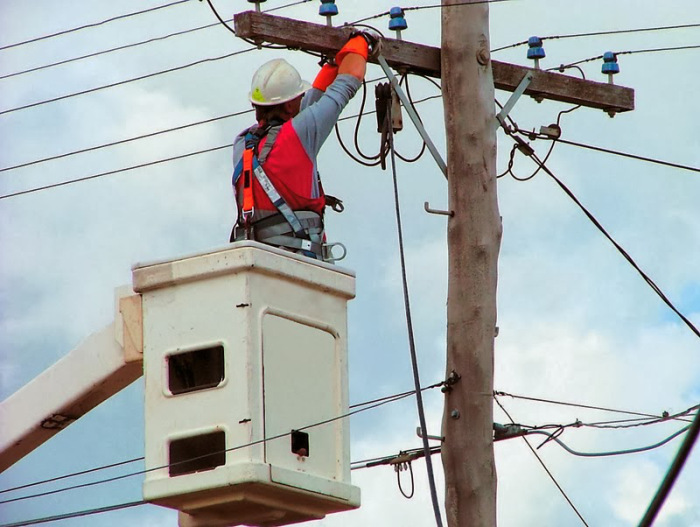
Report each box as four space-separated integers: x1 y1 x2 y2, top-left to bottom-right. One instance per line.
335 35 369 66
312 63 339 91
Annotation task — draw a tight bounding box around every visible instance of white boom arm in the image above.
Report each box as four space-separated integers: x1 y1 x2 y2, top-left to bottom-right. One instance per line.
0 288 143 472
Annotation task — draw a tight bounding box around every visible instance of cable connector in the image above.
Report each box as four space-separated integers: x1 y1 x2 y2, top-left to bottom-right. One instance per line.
493 422 527 441
513 135 535 157
539 123 561 139
441 370 461 393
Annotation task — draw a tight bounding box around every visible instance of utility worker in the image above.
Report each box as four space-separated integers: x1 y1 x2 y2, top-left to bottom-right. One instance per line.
230 33 373 261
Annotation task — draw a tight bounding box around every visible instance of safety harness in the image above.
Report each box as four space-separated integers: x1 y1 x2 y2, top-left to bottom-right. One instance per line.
231 121 327 260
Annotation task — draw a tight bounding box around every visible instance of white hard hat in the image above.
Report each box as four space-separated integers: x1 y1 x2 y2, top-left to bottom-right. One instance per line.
249 58 311 106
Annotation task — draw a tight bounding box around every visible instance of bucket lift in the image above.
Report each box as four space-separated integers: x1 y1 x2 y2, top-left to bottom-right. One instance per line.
1 241 360 526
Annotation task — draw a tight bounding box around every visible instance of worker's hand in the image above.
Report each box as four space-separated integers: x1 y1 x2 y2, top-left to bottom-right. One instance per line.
335 34 369 65
349 29 382 59
312 62 339 92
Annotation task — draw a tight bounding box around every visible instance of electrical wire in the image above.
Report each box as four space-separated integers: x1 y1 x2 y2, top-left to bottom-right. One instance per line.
0 109 253 173
0 381 446 505
638 409 700 527
525 151 700 341
0 0 314 81
0 500 147 527
526 426 691 458
494 390 688 421
0 143 234 201
0 22 222 82
394 74 428 163
0 48 257 117
557 44 700 70
385 103 444 527
0 0 190 52
0 456 143 496
555 138 700 174
349 0 518 24
0 95 443 199
491 22 700 53
495 398 590 526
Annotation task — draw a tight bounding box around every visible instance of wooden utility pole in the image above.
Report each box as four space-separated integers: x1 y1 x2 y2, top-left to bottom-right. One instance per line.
234 10 634 527
441 1 498 525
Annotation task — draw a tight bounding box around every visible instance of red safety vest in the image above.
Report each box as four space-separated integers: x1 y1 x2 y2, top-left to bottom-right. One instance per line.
235 120 325 218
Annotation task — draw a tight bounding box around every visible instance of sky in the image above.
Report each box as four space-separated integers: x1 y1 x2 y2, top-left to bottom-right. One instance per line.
0 0 699 526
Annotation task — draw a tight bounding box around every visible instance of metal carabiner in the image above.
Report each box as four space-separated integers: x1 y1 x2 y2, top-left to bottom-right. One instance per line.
322 242 347 264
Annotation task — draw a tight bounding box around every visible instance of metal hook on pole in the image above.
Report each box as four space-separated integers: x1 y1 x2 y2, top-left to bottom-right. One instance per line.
424 201 453 217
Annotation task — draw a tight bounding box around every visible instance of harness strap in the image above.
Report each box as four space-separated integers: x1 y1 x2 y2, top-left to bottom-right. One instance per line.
262 235 323 256
252 162 306 237
258 125 281 164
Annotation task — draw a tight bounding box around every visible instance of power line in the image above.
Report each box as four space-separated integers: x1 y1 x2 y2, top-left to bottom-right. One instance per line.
557 44 700 69
495 398 589 526
494 390 679 421
385 100 443 527
349 0 518 24
0 76 393 173
525 150 700 341
491 22 700 53
0 500 147 527
0 48 256 117
555 138 700 174
0 381 445 505
638 409 700 527
0 0 313 81
0 143 234 200
0 456 143 496
0 109 252 173
526 426 691 458
0 22 220 82
0 94 442 200
0 0 190 52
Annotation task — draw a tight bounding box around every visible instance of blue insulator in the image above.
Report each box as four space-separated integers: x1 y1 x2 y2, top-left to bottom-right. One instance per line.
601 51 620 75
319 0 338 17
526 36 545 60
389 7 408 32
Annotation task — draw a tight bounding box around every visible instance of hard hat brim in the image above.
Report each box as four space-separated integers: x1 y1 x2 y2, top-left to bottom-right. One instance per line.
249 80 312 106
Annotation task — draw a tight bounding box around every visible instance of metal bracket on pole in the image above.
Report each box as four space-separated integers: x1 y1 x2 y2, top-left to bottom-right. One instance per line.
417 426 445 442
494 71 534 131
377 55 448 178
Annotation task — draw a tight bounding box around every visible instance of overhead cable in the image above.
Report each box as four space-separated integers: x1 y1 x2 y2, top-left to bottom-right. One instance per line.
0 77 385 173
0 95 443 200
0 381 445 504
495 398 590 526
0 48 256 117
0 0 313 81
527 151 700 341
494 390 682 421
0 109 252 173
555 138 700 174
350 0 517 24
526 426 691 458
0 144 234 201
384 93 444 527
492 22 700 52
558 44 700 69
0 500 147 527
0 0 190 52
